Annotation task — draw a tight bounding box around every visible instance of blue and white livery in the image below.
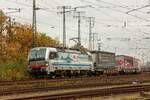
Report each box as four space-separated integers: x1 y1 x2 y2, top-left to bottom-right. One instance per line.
27 47 93 76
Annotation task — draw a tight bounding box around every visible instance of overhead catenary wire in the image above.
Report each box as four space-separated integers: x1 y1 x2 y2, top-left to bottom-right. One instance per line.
10 2 149 36
4 0 86 32
5 0 57 13
4 0 150 25
10 15 91 45
94 0 147 14
2 0 150 52
81 0 150 21
4 0 149 29
126 5 150 14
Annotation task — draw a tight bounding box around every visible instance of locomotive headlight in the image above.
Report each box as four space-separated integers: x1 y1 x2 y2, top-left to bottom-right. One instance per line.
45 62 49 66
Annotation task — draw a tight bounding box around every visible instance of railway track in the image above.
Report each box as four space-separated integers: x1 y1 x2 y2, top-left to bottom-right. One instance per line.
0 74 150 93
0 80 133 96
1 73 150 98
0 73 150 86
1 78 150 96
9 84 150 100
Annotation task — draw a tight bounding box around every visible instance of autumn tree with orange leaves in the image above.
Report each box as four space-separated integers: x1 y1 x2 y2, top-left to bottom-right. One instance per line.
0 10 60 80
0 10 59 63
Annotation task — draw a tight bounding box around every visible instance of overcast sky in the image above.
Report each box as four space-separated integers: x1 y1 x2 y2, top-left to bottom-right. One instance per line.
1 0 150 62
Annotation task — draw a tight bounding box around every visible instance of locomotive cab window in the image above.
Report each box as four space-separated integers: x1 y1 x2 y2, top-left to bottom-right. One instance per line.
49 52 58 59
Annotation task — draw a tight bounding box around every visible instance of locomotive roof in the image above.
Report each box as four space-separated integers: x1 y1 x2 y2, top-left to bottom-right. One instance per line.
90 50 115 55
30 47 57 52
31 47 89 54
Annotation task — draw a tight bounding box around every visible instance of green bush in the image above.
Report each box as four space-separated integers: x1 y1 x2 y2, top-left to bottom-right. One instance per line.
0 58 28 81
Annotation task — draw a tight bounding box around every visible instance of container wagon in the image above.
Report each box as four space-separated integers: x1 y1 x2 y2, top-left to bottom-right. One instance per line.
90 51 117 75
116 55 141 74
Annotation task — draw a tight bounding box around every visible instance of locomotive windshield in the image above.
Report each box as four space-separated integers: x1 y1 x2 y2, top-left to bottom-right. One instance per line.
49 52 58 59
29 48 46 61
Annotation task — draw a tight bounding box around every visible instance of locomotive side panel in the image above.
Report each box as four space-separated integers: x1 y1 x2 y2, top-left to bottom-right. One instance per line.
51 51 93 71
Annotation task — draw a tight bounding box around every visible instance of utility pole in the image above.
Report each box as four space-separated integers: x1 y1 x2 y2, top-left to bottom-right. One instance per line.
97 36 101 51
7 17 15 42
93 33 94 50
32 0 41 48
0 10 2 36
8 17 12 42
87 17 95 51
0 10 2 53
92 33 98 50
62 6 66 49
73 11 85 47
98 43 101 51
32 0 36 48
57 6 72 50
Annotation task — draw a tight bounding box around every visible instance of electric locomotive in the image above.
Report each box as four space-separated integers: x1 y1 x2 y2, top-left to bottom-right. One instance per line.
27 47 93 77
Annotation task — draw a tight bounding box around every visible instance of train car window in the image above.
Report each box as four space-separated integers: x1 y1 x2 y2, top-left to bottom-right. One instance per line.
49 52 58 59
29 49 46 61
29 50 37 61
36 49 46 60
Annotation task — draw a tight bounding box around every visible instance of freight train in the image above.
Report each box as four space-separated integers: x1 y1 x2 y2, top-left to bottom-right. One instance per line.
27 47 141 77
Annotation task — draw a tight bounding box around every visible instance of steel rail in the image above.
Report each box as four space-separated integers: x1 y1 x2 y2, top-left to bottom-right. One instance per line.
10 84 150 100
0 73 150 86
